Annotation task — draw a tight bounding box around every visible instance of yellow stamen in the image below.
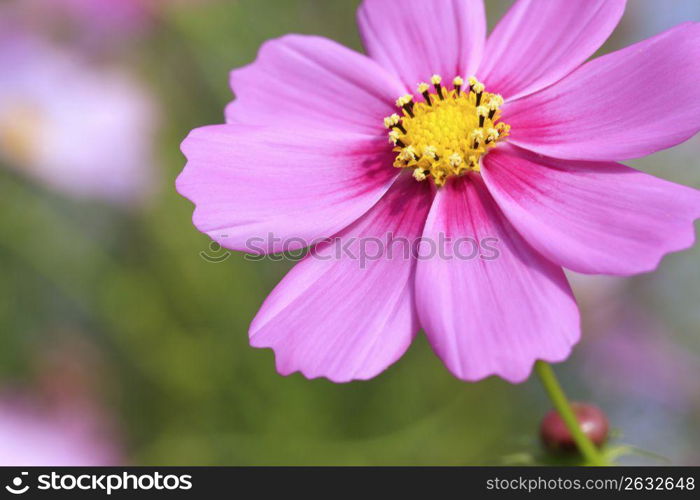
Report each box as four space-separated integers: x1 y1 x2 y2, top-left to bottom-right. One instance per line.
486 127 499 143
412 168 427 181
489 94 504 108
395 95 412 108
399 145 417 162
388 129 401 144
383 113 400 129
386 75 510 186
423 145 438 159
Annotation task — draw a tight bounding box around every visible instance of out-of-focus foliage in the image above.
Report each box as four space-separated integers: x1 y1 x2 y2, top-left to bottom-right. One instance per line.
0 0 697 465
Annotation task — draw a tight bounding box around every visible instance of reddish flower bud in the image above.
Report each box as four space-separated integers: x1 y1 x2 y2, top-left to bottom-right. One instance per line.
540 403 609 453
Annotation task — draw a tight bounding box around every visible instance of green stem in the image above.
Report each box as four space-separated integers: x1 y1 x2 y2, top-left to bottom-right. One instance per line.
535 361 607 466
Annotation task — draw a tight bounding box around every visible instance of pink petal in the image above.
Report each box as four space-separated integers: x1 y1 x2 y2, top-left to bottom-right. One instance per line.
225 35 404 135
357 0 485 90
177 124 398 253
504 23 700 160
478 0 625 101
250 176 433 383
482 145 700 276
415 174 579 383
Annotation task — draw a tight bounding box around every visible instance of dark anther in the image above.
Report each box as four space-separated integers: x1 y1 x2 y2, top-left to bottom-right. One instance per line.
479 116 485 128
488 109 496 120
435 83 444 100
476 92 482 106
402 104 415 118
394 123 407 134
422 91 432 106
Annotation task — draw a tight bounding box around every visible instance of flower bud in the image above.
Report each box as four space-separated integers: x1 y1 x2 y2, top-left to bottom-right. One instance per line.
540 402 609 453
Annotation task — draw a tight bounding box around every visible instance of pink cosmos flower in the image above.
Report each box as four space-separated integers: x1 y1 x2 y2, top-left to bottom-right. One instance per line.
177 0 700 383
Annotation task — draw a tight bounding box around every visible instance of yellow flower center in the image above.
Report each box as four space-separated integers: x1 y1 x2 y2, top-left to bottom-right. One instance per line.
385 75 510 187
0 101 44 166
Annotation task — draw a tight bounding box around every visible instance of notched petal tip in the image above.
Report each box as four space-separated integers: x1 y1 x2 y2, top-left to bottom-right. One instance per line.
442 343 578 385
482 147 700 277
417 175 580 385
248 332 403 384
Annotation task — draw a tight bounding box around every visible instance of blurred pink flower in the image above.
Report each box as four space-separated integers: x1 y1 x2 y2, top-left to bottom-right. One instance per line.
0 32 157 204
13 0 207 45
177 1 700 382
0 332 122 466
19 0 153 43
0 395 120 466
42 0 147 26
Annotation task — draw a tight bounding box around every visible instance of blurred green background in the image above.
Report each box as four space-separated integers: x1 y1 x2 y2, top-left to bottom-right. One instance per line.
0 0 698 465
